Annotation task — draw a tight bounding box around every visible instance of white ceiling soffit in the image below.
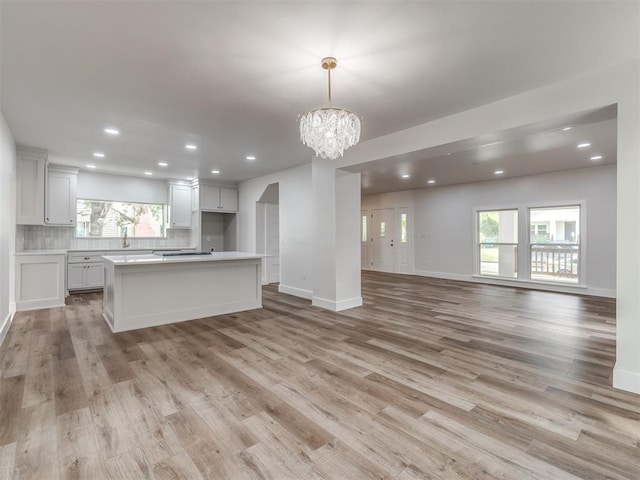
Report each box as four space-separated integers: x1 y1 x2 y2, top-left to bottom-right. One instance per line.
1 2 637 183
348 105 618 195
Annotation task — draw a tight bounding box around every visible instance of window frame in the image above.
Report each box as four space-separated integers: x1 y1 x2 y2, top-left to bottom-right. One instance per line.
473 201 587 287
475 208 519 279
528 203 585 286
75 198 167 239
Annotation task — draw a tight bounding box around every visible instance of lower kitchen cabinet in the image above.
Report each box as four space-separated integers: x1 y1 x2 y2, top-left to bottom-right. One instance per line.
15 252 66 311
67 251 106 292
67 262 103 290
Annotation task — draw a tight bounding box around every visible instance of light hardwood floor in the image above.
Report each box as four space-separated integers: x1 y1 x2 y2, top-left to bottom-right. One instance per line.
1 271 638 479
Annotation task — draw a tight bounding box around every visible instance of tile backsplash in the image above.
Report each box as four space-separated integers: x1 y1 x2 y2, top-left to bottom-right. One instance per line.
17 225 192 251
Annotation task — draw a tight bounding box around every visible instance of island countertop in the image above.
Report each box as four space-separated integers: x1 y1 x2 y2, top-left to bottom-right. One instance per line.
102 251 265 265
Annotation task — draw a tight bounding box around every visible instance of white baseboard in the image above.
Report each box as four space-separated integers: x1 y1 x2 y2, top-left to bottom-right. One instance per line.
278 284 313 300
613 365 640 395
312 296 363 312
0 308 16 347
412 269 615 298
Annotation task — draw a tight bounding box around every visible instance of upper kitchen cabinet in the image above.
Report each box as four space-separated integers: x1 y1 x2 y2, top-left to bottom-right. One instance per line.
16 147 46 225
168 182 192 228
200 184 238 212
45 165 78 226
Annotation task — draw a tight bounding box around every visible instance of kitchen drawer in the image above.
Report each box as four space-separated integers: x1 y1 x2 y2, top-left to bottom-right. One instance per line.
67 251 106 263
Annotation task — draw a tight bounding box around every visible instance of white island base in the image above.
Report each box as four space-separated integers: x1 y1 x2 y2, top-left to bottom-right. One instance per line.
102 252 263 333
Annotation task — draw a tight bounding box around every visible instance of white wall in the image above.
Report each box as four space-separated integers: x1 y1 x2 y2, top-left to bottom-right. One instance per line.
77 170 168 204
0 109 17 344
364 165 616 297
238 163 313 298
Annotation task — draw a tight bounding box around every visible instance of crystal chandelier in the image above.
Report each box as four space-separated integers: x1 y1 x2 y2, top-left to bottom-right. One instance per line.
300 57 361 160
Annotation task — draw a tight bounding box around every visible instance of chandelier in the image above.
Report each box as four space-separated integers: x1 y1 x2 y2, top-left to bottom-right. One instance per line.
299 57 361 160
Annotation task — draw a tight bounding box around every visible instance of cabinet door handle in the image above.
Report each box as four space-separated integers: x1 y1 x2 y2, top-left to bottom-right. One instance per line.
84 257 90 260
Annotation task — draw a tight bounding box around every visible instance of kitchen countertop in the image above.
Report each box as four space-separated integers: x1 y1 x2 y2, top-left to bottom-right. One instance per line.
15 247 196 255
14 250 68 256
103 251 265 265
68 247 196 253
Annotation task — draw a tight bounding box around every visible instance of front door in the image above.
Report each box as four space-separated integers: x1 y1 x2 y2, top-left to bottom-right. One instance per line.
371 208 394 272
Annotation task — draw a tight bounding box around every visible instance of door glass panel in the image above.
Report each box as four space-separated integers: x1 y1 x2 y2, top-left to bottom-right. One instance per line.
401 213 407 243
362 215 367 242
380 222 386 237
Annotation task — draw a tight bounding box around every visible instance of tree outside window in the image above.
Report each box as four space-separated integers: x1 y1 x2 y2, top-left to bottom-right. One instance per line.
76 199 165 238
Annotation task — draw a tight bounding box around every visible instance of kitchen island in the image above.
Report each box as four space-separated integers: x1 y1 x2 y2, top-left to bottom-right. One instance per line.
102 251 263 332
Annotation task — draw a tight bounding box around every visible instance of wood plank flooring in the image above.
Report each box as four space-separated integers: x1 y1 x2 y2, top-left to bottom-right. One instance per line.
1 271 638 479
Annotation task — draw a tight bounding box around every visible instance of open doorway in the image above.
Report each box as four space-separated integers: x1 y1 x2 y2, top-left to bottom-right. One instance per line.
256 183 280 284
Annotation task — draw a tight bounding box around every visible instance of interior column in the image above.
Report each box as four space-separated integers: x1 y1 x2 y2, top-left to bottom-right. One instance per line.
312 157 362 311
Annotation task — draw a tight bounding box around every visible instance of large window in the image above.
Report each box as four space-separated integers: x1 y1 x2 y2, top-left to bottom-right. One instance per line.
76 199 166 238
529 206 580 284
478 210 518 278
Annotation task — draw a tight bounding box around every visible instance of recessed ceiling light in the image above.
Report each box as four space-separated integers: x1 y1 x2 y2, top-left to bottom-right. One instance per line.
401 174 410 179
246 155 256 161
158 162 168 167
211 170 220 174
185 144 197 150
563 127 572 131
104 128 119 135
86 164 96 169
494 170 504 175
93 152 105 158
590 155 603 161
427 179 436 184
144 171 153 176
577 143 591 148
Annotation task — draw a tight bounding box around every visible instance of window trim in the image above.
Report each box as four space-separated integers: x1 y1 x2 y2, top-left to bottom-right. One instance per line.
75 198 167 239
473 201 587 287
474 208 519 279
528 203 586 286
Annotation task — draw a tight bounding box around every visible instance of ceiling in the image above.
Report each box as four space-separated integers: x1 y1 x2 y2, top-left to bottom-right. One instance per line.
1 2 637 187
348 105 618 195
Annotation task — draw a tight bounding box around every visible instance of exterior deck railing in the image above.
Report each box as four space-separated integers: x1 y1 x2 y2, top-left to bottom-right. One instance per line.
530 243 579 282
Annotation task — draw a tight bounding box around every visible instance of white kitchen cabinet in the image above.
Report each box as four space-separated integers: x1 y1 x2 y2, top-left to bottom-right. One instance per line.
68 263 103 290
16 148 46 225
200 185 238 212
15 252 66 310
220 187 238 211
168 183 192 228
67 251 105 291
191 184 199 212
46 166 78 226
